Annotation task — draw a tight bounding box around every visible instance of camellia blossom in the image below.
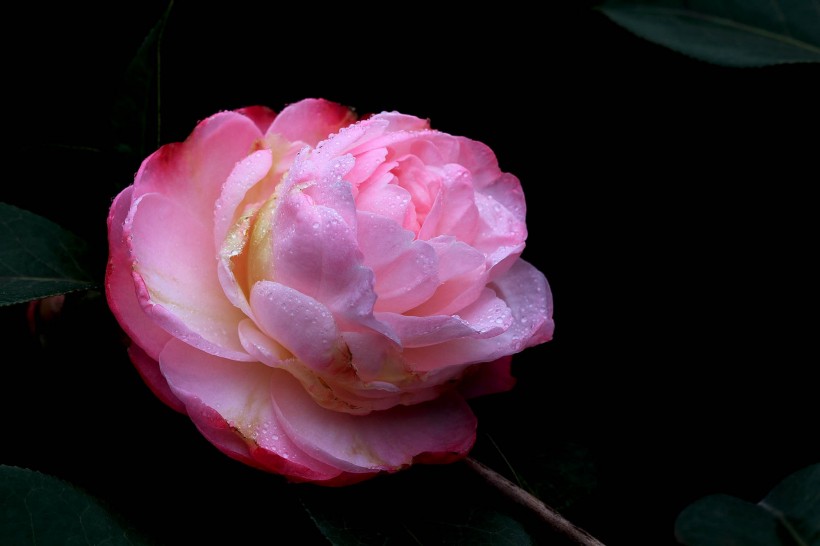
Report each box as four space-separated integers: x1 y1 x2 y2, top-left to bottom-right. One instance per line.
106 98 554 485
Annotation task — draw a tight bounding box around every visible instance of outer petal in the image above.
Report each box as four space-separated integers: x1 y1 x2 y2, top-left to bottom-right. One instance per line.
270 370 476 472
158 338 342 482
132 111 263 215
105 186 171 360
127 193 252 360
125 111 264 359
267 98 356 147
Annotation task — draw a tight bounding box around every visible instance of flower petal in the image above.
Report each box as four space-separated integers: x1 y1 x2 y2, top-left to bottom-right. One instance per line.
357 212 439 313
267 98 356 147
105 186 171 360
418 164 479 242
127 193 251 360
132 111 263 218
213 149 273 253
235 105 277 133
376 288 511 348
406 258 554 372
249 281 341 372
269 178 396 341
270 370 476 472
158 338 341 482
409 237 487 317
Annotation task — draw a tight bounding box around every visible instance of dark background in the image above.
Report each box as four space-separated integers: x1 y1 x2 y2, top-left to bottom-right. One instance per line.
2 2 818 545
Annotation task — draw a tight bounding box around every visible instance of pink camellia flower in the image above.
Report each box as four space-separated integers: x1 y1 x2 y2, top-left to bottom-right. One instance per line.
106 98 554 485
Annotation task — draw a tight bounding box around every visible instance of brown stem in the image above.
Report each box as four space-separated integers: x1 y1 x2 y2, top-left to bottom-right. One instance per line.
463 457 606 546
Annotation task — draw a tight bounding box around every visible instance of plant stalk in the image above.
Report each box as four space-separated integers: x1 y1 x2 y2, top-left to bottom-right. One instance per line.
464 457 606 546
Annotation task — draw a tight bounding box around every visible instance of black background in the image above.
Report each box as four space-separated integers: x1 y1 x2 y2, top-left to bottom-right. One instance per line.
2 2 819 545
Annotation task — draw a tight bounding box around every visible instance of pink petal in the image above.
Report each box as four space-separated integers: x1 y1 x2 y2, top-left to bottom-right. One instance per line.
270 370 477 472
476 172 526 223
249 281 340 372
127 193 251 361
452 136 510 191
357 212 439 313
237 318 290 367
409 237 487 317
213 149 273 253
213 149 274 317
376 288 511 348
341 331 405 383
344 147 388 187
267 98 356 147
376 313 475 348
235 105 277 133
158 338 341 482
368 112 430 132
105 186 171 361
405 258 554 372
418 164 479 242
472 190 527 270
356 182 413 230
132 111 263 219
270 180 395 341
405 132 460 165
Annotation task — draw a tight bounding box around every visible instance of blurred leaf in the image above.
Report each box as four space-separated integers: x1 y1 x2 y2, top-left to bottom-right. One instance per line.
300 467 532 546
762 462 820 543
675 462 820 545
598 0 820 67
110 1 174 159
0 203 95 306
0 465 151 546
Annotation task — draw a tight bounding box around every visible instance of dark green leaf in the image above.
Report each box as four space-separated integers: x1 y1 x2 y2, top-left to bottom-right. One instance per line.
761 463 820 545
598 0 820 67
675 462 820 546
0 203 95 306
300 467 532 546
0 465 151 546
110 1 174 159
